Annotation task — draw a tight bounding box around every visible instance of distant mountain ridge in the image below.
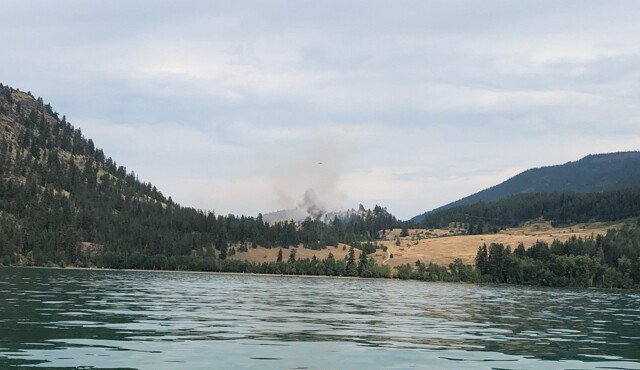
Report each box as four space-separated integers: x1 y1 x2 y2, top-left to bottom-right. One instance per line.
411 151 640 223
263 204 372 224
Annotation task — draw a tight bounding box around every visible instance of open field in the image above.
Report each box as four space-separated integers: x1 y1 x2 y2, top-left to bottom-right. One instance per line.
229 220 626 268
373 221 621 267
229 243 355 264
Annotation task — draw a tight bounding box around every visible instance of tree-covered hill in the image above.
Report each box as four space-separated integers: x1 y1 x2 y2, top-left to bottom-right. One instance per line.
0 84 399 267
411 151 640 223
417 188 640 233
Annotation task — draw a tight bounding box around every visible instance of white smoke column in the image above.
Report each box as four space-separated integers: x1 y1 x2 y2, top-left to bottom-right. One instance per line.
261 129 355 216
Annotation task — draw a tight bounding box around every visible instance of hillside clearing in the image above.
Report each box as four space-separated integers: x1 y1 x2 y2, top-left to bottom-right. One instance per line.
230 220 625 267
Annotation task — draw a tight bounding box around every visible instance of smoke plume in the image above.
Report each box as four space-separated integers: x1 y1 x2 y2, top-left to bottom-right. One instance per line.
299 189 325 220
256 129 360 220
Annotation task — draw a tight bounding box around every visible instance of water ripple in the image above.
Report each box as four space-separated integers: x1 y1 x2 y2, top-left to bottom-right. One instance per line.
1 267 639 369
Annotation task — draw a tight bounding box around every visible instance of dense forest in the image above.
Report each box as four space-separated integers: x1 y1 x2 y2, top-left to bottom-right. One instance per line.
0 84 399 267
470 224 640 288
411 151 640 223
417 189 640 234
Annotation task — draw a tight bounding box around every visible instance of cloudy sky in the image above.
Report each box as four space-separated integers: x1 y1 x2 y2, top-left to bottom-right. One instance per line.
1 1 639 219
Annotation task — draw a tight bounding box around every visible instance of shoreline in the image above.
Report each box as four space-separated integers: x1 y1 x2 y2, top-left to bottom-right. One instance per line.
2 264 395 281
4 265 636 292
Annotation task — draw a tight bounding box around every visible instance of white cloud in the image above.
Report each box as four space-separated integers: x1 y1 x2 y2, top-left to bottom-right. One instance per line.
1 1 639 219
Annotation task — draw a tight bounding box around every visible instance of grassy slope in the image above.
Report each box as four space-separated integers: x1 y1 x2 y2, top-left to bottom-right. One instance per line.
230 220 627 267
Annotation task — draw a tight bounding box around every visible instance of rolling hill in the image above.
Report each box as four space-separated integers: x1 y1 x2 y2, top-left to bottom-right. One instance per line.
411 151 640 223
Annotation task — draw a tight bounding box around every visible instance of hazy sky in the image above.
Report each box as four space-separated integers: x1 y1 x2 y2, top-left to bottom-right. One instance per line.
1 1 639 219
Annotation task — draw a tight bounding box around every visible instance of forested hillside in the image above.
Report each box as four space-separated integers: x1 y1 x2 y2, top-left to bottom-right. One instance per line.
0 84 399 267
412 151 640 223
418 189 640 233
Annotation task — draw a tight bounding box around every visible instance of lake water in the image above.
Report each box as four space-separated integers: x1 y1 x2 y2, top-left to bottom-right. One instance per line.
1 267 639 369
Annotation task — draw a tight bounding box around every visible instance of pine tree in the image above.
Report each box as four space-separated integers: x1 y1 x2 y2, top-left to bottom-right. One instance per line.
288 248 296 263
346 246 357 276
357 251 368 276
475 244 488 274
400 226 409 237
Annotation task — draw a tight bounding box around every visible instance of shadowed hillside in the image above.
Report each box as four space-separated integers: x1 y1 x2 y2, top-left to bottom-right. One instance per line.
411 152 640 223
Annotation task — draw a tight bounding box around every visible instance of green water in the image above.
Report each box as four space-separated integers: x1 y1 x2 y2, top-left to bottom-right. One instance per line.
1 267 639 369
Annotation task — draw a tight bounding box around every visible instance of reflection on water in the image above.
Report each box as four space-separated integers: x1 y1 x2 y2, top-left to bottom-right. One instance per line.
1 267 639 369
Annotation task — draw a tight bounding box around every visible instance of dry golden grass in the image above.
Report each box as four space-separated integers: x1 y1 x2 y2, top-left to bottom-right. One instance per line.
229 220 624 267
229 243 358 264
375 221 621 267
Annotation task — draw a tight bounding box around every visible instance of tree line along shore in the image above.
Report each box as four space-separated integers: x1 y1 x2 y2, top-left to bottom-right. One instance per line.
1 84 639 289
9 222 640 289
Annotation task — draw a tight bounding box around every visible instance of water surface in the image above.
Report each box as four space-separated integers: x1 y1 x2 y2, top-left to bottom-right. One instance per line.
1 267 639 369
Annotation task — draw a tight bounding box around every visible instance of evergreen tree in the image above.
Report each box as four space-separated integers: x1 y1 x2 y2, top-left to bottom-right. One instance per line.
400 226 409 237
288 248 296 263
475 244 488 274
357 251 368 276
346 246 357 276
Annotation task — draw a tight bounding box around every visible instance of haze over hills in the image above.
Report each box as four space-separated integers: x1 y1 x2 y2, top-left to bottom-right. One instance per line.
411 152 640 223
263 201 378 225
263 206 367 224
261 189 374 224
